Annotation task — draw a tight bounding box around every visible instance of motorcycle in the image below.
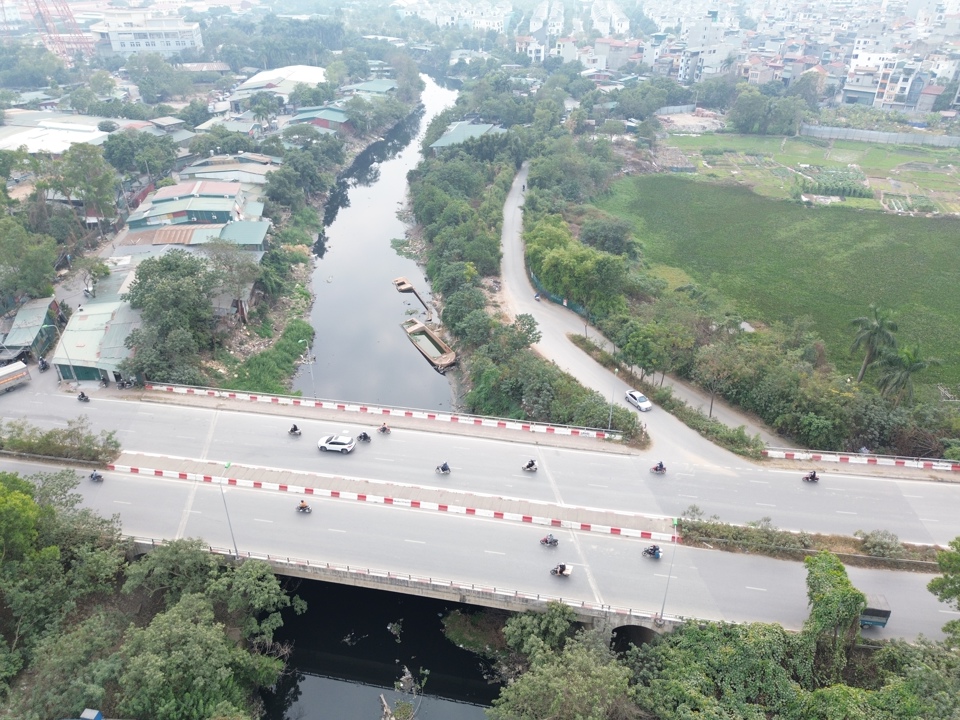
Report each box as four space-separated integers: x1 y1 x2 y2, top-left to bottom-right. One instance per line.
357 432 372 442
296 504 312 513
90 471 103 482
38 358 49 372
650 466 666 475
540 534 559 547
550 563 573 577
522 461 538 472
802 472 819 483
77 393 90 402
377 425 392 435
117 379 134 389
642 545 662 559
288 427 302 437
436 464 451 475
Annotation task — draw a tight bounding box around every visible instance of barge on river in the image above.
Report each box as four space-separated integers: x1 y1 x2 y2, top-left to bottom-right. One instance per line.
400 318 456 373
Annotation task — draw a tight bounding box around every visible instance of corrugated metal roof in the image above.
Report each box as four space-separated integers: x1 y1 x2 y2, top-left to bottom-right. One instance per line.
3 297 54 347
153 181 242 202
219 220 270 244
430 122 505 148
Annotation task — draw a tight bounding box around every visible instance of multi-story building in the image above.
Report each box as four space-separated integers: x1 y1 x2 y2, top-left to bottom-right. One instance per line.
91 11 202 57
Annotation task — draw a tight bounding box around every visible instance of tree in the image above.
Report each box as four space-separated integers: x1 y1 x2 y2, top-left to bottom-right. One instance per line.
489 632 635 720
872 344 941 407
579 217 635 256
802 552 866 685
125 53 190 102
693 342 741 417
97 120 118 133
850 304 898 383
59 143 118 235
0 218 57 297
205 560 306 643
87 70 116 96
177 98 212 128
264 166 305 209
116 593 282 720
69 87 97 114
122 538 218 605
728 86 771 134
282 122 322 146
929 537 960 642
0 484 39 561
787 71 824 112
73 256 111 297
201 239 261 323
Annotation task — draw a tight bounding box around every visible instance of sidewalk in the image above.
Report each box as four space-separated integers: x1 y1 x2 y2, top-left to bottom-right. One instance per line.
110 450 680 542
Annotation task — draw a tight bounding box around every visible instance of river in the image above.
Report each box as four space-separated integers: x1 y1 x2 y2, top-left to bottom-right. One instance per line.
275 78 493 718
292 77 458 411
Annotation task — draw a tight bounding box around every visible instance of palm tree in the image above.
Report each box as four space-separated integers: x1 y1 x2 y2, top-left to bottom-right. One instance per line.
850 304 898 383
873 345 941 407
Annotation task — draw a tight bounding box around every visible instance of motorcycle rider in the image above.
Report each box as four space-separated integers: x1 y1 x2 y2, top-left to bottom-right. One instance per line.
298 500 309 511
439 461 450 473
807 470 818 481
556 562 567 574
290 423 300 434
358 431 371 441
655 461 665 472
380 422 390 434
525 459 536 470
78 391 88 401
545 533 556 545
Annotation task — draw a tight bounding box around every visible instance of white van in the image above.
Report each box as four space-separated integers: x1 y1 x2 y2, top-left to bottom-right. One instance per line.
0 361 31 393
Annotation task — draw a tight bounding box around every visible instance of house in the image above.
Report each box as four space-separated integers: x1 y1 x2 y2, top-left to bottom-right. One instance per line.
340 79 398 98
428 121 505 154
0 297 60 363
180 153 283 186
287 106 352 133
125 180 262 229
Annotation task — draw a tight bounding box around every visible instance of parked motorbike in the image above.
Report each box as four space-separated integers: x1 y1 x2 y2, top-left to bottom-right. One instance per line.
436 463 451 475
90 471 103 482
296 504 312 513
550 563 573 577
117 379 134 389
522 461 538 472
802 472 819 483
77 392 90 402
650 465 666 475
642 545 662 559
540 534 559 547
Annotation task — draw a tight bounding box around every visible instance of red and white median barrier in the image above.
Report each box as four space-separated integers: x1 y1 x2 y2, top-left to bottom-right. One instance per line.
107 461 680 543
763 448 960 473
144 383 621 440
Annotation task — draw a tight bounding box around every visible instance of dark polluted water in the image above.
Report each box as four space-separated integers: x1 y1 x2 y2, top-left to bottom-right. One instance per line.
262 580 498 720
293 76 459 410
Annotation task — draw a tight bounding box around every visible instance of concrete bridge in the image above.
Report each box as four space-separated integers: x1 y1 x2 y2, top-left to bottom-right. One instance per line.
128 537 680 644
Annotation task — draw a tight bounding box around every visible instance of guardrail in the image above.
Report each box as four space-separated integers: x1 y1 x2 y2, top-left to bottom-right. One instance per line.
144 383 623 440
763 447 960 473
126 536 684 630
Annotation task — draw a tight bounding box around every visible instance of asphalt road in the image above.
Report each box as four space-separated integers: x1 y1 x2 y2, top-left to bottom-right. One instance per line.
4 458 950 641
4 381 959 544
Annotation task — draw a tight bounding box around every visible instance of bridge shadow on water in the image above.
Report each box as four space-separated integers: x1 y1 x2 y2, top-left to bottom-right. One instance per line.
262 579 498 720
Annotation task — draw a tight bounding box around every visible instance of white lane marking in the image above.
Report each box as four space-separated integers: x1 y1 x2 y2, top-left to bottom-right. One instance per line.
653 573 675 579
756 503 776 507
919 518 938 523
746 586 767 592
675 473 695 476
940 610 960 615
113 500 131 505
405 539 425 544
750 480 769 484
588 483 608 488
175 435 193 440
903 495 923 498
190 510 202 514
836 511 857 515
254 518 273 523
485 550 506 555
328 529 346 533
375 458 395 462
679 494 698 499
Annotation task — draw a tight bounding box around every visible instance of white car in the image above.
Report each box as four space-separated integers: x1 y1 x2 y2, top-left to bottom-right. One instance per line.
625 389 653 411
317 435 356 454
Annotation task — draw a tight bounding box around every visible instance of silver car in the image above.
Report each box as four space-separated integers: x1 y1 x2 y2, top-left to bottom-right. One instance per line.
625 389 653 411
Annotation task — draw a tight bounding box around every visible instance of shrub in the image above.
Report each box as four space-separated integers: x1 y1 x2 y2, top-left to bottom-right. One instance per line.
854 529 904 559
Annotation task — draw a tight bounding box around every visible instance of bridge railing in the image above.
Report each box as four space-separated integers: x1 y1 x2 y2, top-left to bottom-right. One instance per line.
764 447 960 473
127 536 683 629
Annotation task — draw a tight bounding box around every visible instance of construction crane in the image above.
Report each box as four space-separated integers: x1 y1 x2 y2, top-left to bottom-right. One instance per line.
25 0 94 60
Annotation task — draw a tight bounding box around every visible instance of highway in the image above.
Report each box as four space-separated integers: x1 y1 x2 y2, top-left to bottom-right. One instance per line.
3 456 951 640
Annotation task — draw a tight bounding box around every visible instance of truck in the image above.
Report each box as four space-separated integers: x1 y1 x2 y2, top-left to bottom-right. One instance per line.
0 361 31 393
859 595 891 629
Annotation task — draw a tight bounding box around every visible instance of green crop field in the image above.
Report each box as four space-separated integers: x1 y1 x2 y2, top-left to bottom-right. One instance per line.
598 175 960 389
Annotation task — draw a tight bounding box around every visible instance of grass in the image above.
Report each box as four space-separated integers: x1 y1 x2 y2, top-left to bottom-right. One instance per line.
598 175 960 389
